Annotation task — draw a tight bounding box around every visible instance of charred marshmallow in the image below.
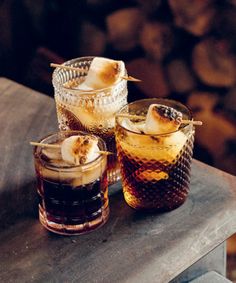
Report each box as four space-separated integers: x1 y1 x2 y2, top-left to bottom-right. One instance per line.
61 135 99 165
145 104 182 134
79 57 125 90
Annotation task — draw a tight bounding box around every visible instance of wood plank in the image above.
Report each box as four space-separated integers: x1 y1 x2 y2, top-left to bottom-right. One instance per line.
0 78 236 283
0 78 58 227
190 271 232 283
0 161 236 282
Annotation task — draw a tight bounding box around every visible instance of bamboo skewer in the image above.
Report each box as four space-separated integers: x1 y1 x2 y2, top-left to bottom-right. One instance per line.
181 120 202 126
30 142 60 148
29 142 113 155
50 63 141 82
116 113 203 126
116 114 146 120
120 75 141 82
95 150 113 156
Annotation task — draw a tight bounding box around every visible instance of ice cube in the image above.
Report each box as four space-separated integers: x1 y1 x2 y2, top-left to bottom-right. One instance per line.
75 82 93 91
72 157 107 187
41 147 62 161
119 131 187 163
71 106 115 129
161 131 187 160
120 118 142 133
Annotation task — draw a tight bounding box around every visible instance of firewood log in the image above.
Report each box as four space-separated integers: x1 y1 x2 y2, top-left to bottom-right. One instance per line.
168 0 215 36
127 58 169 98
166 60 195 93
134 0 162 15
187 91 236 158
224 87 236 117
106 8 144 51
78 21 106 56
192 39 236 87
139 22 173 62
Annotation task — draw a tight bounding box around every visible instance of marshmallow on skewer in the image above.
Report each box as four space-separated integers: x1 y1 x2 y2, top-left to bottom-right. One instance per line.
144 104 183 134
79 57 125 90
61 135 100 165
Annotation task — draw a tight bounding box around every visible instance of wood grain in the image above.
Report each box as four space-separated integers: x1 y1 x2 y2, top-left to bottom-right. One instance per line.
0 78 58 227
0 78 236 283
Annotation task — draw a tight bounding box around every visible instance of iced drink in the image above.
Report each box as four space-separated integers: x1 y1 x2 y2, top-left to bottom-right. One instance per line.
52 57 128 184
34 131 109 235
115 98 195 211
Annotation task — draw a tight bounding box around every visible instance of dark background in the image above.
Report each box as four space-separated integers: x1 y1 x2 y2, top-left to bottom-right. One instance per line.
0 0 236 175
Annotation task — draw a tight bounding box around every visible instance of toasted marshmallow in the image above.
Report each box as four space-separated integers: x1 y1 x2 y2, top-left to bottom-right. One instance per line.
144 104 182 134
81 57 125 90
61 135 99 165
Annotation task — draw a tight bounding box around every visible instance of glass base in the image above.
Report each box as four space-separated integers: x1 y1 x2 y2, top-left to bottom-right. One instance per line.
39 206 109 236
124 192 188 212
107 167 121 185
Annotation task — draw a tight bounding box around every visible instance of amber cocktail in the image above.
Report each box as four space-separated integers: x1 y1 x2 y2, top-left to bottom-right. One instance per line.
52 57 128 184
115 99 195 211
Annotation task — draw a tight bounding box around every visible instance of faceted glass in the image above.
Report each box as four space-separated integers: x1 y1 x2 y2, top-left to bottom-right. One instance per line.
34 131 109 235
52 57 128 184
115 98 195 211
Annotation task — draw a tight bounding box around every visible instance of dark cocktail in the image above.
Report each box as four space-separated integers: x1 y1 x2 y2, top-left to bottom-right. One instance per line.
34 131 109 235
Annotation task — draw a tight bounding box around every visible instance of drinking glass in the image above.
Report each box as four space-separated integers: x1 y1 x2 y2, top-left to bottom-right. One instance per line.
34 131 109 235
52 56 128 184
115 98 195 211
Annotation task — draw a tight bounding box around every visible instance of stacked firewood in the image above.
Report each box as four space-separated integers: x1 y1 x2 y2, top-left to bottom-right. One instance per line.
0 0 235 174
77 0 236 174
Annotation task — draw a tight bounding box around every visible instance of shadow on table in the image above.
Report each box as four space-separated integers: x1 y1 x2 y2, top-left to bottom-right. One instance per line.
0 179 38 230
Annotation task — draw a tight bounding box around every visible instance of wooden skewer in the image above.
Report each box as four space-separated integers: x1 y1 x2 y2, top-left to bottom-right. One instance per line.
30 142 113 155
116 114 146 120
120 75 141 82
95 150 113 156
50 63 141 82
30 142 60 148
182 120 202 126
116 113 203 126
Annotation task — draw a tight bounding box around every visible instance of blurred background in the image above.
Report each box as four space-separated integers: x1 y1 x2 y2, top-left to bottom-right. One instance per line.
0 0 236 279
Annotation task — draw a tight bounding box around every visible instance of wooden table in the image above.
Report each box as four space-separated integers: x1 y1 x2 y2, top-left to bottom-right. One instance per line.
0 78 236 283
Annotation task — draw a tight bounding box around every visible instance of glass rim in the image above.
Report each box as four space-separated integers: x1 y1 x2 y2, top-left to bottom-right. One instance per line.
116 98 193 136
52 56 127 95
34 130 107 171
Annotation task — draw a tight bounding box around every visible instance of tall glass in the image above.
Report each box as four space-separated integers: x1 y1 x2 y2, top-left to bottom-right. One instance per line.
115 98 195 212
34 131 109 235
52 56 128 184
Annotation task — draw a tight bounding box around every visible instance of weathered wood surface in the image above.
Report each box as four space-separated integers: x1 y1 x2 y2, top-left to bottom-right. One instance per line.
0 77 58 227
171 243 226 283
190 271 232 283
0 78 236 283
